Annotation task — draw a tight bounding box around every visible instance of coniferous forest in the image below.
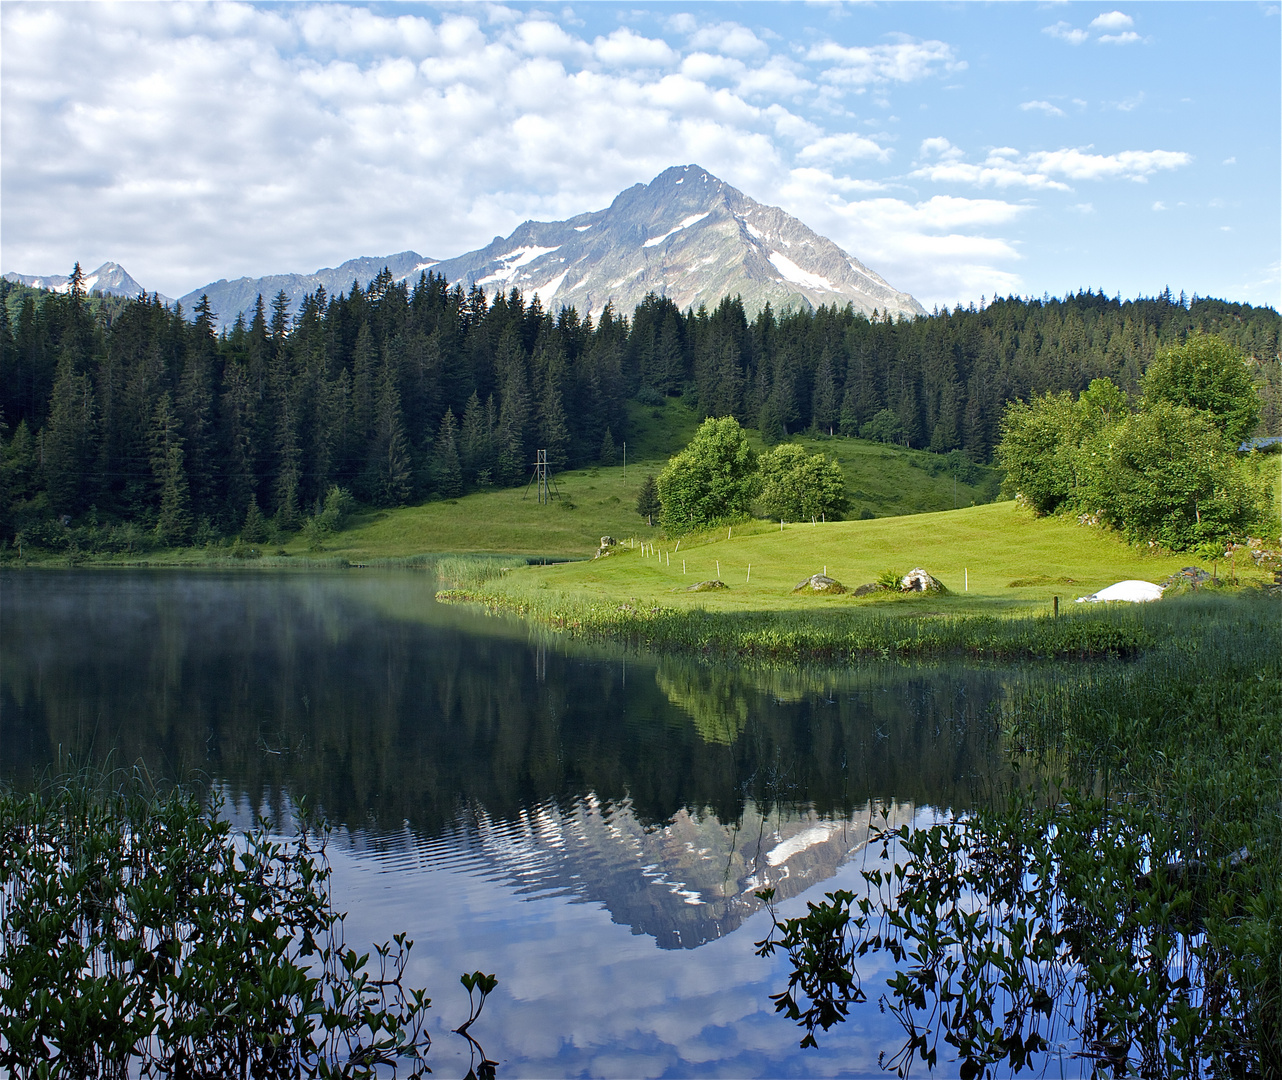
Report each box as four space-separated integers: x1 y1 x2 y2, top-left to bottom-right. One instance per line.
1 263 1278 553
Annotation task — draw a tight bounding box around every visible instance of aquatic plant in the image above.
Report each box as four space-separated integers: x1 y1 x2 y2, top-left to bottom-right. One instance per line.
756 592 1281 1076
0 768 475 1078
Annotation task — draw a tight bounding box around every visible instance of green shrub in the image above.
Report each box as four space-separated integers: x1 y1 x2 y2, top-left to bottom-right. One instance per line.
0 772 457 1078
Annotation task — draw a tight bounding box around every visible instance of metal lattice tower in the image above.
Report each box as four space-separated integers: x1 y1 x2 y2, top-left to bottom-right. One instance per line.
523 449 560 504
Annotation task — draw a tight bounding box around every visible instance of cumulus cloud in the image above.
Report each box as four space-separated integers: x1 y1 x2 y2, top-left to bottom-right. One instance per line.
1098 31 1141 45
919 136 965 161
1089 11 1134 31
1020 100 1066 117
684 22 769 59
808 37 965 85
1043 21 1089 45
592 28 677 68
912 144 1190 190
797 132 892 164
779 169 1028 304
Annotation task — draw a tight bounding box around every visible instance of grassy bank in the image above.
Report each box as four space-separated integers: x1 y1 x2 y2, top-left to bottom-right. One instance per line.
445 501 1235 611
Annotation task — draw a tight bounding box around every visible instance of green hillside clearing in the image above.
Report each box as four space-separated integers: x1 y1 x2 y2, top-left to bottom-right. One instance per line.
463 500 1243 618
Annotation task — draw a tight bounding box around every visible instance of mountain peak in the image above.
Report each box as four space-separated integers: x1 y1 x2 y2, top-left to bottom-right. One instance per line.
2 261 166 302
431 166 924 320
155 166 923 326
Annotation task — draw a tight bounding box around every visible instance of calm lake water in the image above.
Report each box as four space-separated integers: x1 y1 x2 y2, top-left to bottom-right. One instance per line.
2 570 1014 1077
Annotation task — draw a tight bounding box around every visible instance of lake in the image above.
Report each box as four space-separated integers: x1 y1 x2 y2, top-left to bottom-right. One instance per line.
2 569 1014 1077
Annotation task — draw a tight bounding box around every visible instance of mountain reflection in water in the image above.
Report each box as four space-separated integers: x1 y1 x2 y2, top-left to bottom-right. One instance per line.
4 570 1011 1074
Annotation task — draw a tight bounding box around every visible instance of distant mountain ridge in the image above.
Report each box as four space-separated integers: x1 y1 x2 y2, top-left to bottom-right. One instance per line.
2 262 169 303
6 166 925 327
176 251 438 326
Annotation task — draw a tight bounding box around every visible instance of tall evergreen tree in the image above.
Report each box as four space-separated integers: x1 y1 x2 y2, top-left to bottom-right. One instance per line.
150 392 191 545
433 408 463 498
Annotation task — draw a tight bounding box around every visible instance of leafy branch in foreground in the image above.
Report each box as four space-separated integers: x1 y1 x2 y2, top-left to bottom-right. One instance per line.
757 787 1275 1078
756 594 1281 1077
0 774 463 1079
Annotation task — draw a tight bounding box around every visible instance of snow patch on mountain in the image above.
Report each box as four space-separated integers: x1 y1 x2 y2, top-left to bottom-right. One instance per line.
642 212 710 248
531 269 570 304
768 252 837 293
476 245 561 287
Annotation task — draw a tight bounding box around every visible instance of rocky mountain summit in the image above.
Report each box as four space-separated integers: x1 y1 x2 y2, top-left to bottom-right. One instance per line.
433 165 924 321
7 166 924 326
3 261 166 302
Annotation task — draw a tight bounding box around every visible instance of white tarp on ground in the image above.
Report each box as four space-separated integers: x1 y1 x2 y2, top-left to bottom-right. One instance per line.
1075 580 1165 603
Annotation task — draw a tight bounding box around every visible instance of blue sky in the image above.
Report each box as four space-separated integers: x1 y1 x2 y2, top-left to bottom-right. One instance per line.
2 1 1278 310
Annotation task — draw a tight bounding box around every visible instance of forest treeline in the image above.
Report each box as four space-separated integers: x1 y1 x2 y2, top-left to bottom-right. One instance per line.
1 262 1278 551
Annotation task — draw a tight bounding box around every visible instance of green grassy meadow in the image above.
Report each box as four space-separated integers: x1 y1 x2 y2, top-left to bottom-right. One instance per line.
303 398 1002 564
474 500 1223 617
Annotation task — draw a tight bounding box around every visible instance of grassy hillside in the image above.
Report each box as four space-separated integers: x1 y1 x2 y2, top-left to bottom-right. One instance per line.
453 500 1235 618
309 398 1001 563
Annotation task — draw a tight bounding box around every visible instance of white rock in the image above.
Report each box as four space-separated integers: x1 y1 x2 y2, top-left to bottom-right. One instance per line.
1074 580 1164 604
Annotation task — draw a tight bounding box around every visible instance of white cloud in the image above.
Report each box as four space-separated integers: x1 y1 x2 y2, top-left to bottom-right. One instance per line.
777 169 1028 304
685 22 769 59
592 28 677 68
1090 11 1134 31
1098 31 1142 45
808 38 965 85
1043 21 1089 45
797 132 892 164
919 136 964 161
1223 156 1237 165
1153 201 1167 211
1020 100 1066 117
911 144 1191 190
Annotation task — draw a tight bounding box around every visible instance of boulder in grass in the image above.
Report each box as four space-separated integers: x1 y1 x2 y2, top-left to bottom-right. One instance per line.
595 535 619 559
686 579 729 592
1075 580 1164 604
900 568 945 593
852 582 884 597
792 574 846 594
1161 566 1212 591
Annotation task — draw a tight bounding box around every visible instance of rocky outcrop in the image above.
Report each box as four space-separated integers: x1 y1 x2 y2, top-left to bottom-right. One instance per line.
686 580 728 592
792 574 846 594
901 568 945 593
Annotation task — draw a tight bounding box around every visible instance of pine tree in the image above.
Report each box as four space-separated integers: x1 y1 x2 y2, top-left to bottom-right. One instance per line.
150 392 191 546
42 359 98 516
433 408 463 498
812 348 839 436
599 427 617 466
537 362 570 471
241 493 268 543
367 356 411 505
459 391 489 485
635 474 660 526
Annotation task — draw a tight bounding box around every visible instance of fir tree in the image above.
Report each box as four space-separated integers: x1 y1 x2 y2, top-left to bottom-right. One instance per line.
433 408 463 498
150 393 191 546
241 493 268 543
367 356 412 506
635 474 660 526
599 427 617 466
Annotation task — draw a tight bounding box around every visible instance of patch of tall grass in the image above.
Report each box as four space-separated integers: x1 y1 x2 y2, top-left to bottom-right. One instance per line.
434 554 524 589
436 581 1154 663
